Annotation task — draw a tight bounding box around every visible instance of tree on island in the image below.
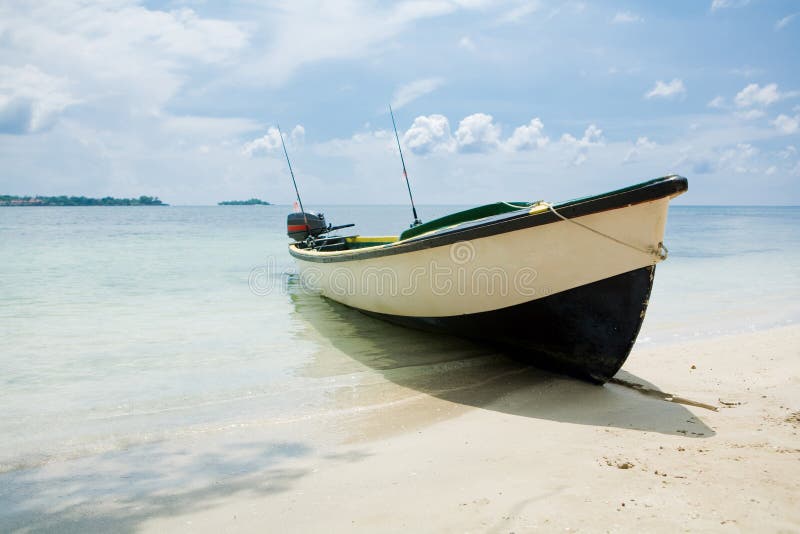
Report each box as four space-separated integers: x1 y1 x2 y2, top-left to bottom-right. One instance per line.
0 195 167 206
218 198 271 205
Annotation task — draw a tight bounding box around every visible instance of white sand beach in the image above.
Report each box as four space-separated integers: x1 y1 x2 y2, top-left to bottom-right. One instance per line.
4 325 797 533
143 326 800 533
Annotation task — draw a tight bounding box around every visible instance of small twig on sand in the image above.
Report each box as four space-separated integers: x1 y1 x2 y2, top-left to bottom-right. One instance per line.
609 377 719 412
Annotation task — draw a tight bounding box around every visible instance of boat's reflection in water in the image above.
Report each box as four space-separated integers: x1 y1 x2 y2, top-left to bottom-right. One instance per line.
287 276 714 438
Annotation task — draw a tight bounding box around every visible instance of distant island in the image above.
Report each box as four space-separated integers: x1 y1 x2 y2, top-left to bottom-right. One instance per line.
0 195 167 206
218 198 271 206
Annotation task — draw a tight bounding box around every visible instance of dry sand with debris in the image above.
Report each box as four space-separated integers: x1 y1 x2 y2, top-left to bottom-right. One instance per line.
138 325 800 533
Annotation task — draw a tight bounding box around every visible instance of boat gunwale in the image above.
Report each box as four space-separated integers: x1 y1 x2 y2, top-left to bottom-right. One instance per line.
289 175 688 264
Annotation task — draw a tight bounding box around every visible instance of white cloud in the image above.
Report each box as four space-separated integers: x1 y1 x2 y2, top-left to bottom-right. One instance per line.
778 145 797 159
708 96 726 109
560 124 604 165
162 116 262 137
734 109 766 120
675 154 715 175
735 83 781 107
403 114 455 154
249 2 470 87
718 143 758 173
242 128 282 157
142 7 248 63
458 36 477 51
775 13 798 30
505 118 549 151
455 113 502 152
242 125 304 157
0 64 76 134
674 142 762 177
238 116 800 203
572 153 588 166
624 136 657 163
291 125 306 145
711 0 749 12
314 129 393 159
772 114 799 135
612 11 643 24
723 143 757 160
560 124 604 147
0 2 248 120
645 79 686 100
496 1 541 24
730 66 763 77
405 114 593 156
391 78 445 110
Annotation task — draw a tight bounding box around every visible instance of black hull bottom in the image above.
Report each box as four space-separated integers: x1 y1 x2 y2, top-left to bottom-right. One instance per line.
363 266 655 383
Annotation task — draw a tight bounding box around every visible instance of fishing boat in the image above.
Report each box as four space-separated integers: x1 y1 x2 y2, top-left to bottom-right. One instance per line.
286 174 688 383
274 109 686 382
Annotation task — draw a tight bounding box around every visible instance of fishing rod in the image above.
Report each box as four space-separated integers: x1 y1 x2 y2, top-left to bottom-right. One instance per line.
277 124 306 220
389 105 422 227
279 125 354 247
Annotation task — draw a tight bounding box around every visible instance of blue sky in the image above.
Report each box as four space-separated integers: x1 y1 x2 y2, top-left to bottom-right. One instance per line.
1 0 798 205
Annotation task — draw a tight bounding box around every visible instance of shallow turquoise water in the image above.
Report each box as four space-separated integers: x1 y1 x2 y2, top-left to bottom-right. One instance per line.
0 205 798 473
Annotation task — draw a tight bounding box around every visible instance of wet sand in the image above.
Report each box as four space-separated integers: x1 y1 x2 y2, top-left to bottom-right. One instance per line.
2 325 799 532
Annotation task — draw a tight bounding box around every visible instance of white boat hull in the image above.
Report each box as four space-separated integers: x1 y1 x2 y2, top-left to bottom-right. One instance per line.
291 198 670 317
287 175 688 382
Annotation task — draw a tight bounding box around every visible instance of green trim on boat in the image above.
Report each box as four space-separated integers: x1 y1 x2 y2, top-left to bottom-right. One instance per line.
399 201 533 240
398 175 682 242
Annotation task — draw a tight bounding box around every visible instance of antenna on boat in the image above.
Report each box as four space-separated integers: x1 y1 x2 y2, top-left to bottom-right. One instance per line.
279 124 355 247
277 124 308 222
389 105 422 227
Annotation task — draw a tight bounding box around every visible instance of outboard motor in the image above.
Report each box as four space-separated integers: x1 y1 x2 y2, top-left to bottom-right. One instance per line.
287 212 327 241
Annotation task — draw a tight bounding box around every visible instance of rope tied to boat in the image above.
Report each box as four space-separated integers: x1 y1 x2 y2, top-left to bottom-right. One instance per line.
537 201 668 262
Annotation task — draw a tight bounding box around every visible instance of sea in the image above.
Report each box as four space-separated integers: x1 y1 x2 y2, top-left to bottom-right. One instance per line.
0 204 798 527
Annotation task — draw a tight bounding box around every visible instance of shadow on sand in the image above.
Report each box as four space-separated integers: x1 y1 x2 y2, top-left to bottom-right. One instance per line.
0 440 371 533
292 291 715 438
0 440 309 533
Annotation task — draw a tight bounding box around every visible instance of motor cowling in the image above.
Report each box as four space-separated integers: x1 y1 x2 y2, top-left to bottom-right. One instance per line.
287 212 327 241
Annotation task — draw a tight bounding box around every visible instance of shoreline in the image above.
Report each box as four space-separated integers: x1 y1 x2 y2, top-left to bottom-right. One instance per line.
1 324 798 532
638 317 797 345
